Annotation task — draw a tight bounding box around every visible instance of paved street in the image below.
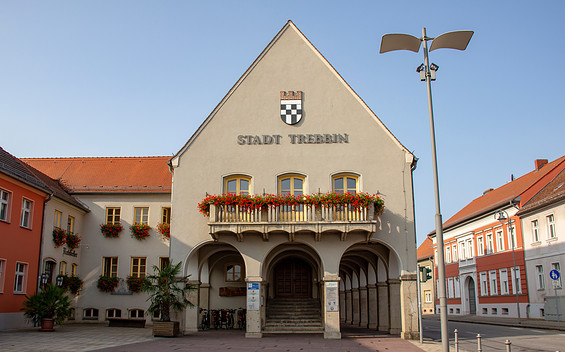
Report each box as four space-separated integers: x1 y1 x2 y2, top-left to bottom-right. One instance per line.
422 318 565 352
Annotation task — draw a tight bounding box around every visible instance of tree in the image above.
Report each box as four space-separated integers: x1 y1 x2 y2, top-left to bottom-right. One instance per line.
143 262 195 322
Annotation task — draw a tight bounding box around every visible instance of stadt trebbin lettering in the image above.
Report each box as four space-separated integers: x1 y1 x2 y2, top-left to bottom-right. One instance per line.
237 133 349 145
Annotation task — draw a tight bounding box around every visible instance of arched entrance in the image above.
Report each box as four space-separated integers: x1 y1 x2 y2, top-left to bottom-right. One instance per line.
467 277 477 315
274 257 311 298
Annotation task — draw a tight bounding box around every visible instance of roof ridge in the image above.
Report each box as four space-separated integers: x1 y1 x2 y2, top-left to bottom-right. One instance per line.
21 156 171 160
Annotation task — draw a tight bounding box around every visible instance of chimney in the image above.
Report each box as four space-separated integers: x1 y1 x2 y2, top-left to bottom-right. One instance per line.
535 159 548 170
483 188 494 195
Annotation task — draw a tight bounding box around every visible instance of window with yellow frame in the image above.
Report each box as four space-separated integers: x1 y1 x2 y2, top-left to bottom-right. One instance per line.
224 176 251 195
67 216 75 233
71 263 77 277
106 208 121 225
59 261 67 275
103 257 118 277
161 207 171 224
54 210 62 228
130 257 146 278
278 175 305 221
332 174 360 220
133 207 149 225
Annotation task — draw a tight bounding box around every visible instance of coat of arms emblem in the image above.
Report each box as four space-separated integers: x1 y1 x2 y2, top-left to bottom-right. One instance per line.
280 91 302 125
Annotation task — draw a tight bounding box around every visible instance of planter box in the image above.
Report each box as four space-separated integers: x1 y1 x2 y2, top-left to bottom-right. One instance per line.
153 321 180 337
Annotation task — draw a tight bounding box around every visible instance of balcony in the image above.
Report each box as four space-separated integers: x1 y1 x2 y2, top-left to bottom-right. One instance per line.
207 203 379 242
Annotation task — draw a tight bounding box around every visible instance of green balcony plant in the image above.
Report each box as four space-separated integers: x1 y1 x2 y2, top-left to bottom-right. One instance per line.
22 284 72 331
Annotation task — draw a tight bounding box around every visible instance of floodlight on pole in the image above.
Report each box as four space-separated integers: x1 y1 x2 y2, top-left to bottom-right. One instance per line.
379 28 473 352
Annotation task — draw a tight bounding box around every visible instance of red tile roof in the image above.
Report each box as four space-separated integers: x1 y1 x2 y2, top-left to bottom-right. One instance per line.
22 157 172 193
432 155 565 234
517 169 565 216
417 237 434 261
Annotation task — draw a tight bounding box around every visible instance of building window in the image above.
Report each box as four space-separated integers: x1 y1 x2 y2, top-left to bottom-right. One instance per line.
502 308 509 315
491 308 498 315
106 309 122 319
424 290 432 303
103 257 118 277
152 310 161 320
131 257 146 278
332 174 358 194
159 257 170 270
20 198 33 228
454 277 461 298
129 309 144 319
67 216 75 233
500 269 509 295
226 264 242 282
14 262 28 293
452 244 458 262
496 230 505 252
224 176 251 195
447 278 454 298
134 207 149 225
466 239 473 258
486 233 494 254
477 236 484 256
446 246 451 263
0 189 10 222
106 207 121 225
489 270 498 295
83 308 99 320
59 261 67 276
511 266 522 294
532 220 540 242
54 210 62 228
459 242 466 260
547 214 556 239
279 175 305 221
161 207 171 224
536 265 544 290
71 263 77 277
551 262 562 288
0 259 6 292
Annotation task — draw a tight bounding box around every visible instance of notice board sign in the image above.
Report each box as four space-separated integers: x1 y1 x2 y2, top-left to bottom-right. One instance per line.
325 281 339 312
247 282 260 311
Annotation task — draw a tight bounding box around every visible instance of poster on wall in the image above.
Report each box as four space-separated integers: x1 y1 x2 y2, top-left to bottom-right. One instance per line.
325 281 339 312
247 282 260 311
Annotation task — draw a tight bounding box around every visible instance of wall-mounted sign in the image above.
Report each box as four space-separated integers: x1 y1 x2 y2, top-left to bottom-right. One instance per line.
247 282 260 311
237 133 349 145
280 91 302 125
325 281 339 312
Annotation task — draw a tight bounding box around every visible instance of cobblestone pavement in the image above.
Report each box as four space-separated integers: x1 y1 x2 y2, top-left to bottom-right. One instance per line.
0 324 430 352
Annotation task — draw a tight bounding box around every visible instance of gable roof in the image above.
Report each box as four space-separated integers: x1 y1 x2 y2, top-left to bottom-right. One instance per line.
170 20 412 166
23 157 172 194
517 168 565 216
432 155 565 234
417 237 434 261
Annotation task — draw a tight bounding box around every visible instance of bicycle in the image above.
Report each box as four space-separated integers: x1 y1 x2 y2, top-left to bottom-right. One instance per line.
212 309 221 330
237 308 246 330
200 308 210 330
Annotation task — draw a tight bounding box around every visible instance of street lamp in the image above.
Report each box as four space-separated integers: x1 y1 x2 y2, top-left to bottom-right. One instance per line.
380 28 473 352
495 210 521 322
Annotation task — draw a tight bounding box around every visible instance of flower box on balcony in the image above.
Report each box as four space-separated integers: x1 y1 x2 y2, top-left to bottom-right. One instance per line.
52 228 66 247
65 233 81 249
130 223 151 240
100 223 123 238
97 275 120 293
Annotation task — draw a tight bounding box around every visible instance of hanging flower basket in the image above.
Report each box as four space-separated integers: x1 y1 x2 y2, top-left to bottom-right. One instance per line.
97 275 120 293
100 223 123 238
126 276 150 293
157 222 170 240
59 275 83 295
65 233 81 249
52 228 67 247
130 223 151 241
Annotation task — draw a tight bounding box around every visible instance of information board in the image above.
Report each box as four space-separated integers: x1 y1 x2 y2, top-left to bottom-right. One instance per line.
247 282 260 311
325 281 339 312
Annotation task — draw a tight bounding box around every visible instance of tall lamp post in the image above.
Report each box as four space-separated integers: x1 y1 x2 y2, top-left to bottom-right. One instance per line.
380 28 473 352
495 210 521 322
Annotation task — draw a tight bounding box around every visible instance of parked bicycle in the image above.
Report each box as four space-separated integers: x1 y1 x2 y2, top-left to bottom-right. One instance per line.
200 308 210 330
237 308 246 330
212 309 222 330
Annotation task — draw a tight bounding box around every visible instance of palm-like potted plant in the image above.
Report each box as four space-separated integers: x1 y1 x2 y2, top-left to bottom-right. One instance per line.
22 284 73 331
142 262 195 337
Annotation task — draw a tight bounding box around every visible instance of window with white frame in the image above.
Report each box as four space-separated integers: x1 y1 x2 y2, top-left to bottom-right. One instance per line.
129 309 144 319
489 270 498 295
83 308 99 320
532 220 540 242
1 189 11 222
480 272 488 296
459 242 466 260
536 265 544 290
20 198 32 228
466 239 473 258
477 236 484 256
496 230 505 252
424 290 432 303
446 246 451 263
511 266 522 293
551 262 562 288
0 258 6 292
486 233 494 254
547 214 556 239
452 244 458 261
448 278 454 298
454 277 461 298
500 269 509 295
14 262 27 293
106 308 122 319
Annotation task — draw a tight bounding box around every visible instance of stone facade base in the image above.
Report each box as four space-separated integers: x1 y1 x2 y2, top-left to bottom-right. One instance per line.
401 331 420 340
324 331 341 339
246 332 263 338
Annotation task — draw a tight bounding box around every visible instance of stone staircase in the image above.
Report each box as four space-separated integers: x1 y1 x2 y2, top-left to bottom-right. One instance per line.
264 298 324 333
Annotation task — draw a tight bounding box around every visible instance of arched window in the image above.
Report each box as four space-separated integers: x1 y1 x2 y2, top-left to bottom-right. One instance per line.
332 174 358 194
278 175 305 221
71 263 78 277
224 176 251 195
59 261 67 275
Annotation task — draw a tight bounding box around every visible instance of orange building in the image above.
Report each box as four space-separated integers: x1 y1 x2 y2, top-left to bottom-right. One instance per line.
0 147 49 329
429 156 565 318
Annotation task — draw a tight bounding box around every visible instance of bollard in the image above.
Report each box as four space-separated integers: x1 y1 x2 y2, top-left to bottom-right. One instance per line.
505 339 511 352
454 329 459 352
477 334 482 352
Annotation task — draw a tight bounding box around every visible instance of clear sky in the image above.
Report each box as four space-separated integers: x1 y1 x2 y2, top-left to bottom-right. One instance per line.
2 1 564 246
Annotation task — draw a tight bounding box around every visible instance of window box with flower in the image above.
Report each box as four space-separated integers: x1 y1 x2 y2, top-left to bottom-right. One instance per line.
130 223 151 240
65 233 81 249
100 223 123 238
157 222 170 240
126 276 150 293
52 228 66 247
97 275 120 293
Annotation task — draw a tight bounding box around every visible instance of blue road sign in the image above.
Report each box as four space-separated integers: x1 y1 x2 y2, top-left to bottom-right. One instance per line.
550 269 560 280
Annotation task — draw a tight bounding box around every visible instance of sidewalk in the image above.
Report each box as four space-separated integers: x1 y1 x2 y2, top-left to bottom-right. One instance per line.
424 314 565 331
0 324 430 352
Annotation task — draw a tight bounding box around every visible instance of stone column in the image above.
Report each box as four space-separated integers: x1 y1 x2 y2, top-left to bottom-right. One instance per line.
345 289 353 324
367 284 378 329
183 280 201 333
199 283 210 310
377 281 389 332
352 288 360 325
400 273 419 340
323 276 341 339
359 286 368 328
339 290 346 323
388 279 401 335
245 277 262 338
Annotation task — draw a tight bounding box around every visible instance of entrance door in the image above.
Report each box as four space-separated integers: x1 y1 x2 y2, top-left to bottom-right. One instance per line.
274 258 311 298
468 277 476 315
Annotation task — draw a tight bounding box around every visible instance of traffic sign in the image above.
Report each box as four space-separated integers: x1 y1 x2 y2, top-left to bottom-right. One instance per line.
550 269 560 281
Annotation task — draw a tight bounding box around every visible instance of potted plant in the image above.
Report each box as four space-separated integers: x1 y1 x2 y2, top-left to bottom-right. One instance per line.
126 275 150 293
97 275 120 293
130 223 151 240
52 228 66 247
65 233 81 249
60 275 84 295
100 223 123 238
156 222 170 240
22 284 72 331
142 262 195 337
